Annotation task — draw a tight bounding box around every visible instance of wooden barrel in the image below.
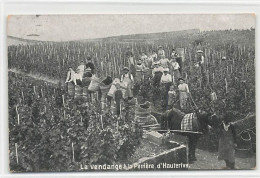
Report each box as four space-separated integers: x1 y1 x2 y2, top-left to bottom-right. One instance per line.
135 104 151 118
75 85 83 98
233 113 255 135
235 131 253 158
68 82 75 97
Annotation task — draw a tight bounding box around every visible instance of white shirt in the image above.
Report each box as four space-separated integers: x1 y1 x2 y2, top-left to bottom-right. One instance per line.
160 74 172 83
152 53 157 59
73 73 83 85
178 83 189 93
152 66 163 77
145 56 154 67
66 70 75 82
141 55 148 61
159 58 170 68
77 64 85 72
121 73 134 83
158 49 165 56
170 61 180 70
200 56 205 64
136 63 146 71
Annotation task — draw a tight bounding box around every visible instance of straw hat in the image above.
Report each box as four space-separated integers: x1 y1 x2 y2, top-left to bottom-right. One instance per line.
196 50 204 53
123 67 130 71
163 68 169 72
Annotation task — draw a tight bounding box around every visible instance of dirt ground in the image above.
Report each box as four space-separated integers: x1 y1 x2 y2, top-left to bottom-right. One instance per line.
189 149 256 170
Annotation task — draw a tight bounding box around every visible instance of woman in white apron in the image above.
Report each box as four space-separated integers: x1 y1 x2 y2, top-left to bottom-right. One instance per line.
121 67 134 99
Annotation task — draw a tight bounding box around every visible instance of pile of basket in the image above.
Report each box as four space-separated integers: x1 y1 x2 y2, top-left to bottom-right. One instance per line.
135 101 159 130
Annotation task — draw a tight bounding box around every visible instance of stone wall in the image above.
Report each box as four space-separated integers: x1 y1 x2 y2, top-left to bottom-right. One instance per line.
130 144 188 171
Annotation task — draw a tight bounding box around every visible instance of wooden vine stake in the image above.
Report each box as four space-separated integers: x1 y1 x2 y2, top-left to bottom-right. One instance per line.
16 106 18 115
21 91 24 102
41 89 44 97
72 142 75 162
17 114 20 125
225 78 228 93
15 143 19 164
100 115 104 129
62 95 65 107
64 110 66 119
245 89 247 99
91 93 94 103
33 86 36 95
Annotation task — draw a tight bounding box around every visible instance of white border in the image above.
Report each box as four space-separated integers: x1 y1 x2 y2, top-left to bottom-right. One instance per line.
1 0 259 178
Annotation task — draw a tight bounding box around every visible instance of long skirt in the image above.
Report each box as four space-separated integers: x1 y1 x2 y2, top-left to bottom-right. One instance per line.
179 92 188 110
218 129 236 163
173 69 181 83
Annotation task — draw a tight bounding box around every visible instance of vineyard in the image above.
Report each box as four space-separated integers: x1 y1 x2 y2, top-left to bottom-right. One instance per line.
9 72 143 172
8 29 256 172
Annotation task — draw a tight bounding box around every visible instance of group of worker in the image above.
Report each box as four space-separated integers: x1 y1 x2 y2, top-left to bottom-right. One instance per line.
65 45 205 113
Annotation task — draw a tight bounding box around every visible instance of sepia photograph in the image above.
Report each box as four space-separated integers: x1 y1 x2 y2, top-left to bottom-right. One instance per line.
7 14 256 172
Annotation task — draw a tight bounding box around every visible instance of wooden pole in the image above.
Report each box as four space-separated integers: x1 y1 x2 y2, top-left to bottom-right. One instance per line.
245 89 247 99
15 143 19 164
120 102 122 118
41 89 44 97
62 95 65 107
186 137 189 164
72 142 75 162
33 86 36 95
100 115 104 129
225 78 228 93
17 114 20 125
21 91 24 102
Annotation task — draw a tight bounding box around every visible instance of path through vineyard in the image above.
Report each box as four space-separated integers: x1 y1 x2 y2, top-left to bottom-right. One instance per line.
9 68 62 85
190 149 256 170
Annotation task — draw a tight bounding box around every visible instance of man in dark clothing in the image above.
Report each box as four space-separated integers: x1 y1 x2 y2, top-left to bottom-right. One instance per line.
85 56 95 74
114 83 123 117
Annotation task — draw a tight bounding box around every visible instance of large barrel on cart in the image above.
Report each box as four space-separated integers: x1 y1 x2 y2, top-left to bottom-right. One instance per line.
233 113 256 157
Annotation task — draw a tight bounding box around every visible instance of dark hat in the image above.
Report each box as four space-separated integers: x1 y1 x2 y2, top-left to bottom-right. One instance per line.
123 67 129 71
178 78 185 82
